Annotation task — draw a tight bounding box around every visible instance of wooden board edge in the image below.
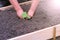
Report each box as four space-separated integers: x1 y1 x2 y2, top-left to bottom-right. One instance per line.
8 24 60 40
0 1 32 11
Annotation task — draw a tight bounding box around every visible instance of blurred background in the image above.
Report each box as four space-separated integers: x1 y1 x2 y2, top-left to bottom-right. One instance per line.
0 0 29 7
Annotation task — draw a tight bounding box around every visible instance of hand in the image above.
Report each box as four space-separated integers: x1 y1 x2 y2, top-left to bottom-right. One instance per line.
28 10 34 18
9 0 24 19
17 10 23 18
28 0 39 18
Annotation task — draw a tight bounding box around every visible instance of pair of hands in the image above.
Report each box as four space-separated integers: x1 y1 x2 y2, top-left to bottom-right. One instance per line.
17 0 39 19
9 0 39 19
17 8 34 19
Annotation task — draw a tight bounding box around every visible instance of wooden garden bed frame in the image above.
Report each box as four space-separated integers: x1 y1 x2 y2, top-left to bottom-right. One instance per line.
8 24 60 40
0 1 60 40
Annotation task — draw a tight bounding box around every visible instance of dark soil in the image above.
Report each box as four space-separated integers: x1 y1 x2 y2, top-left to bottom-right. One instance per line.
0 0 60 40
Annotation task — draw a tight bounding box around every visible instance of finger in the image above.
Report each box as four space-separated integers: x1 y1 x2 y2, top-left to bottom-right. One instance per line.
17 11 23 19
28 10 34 17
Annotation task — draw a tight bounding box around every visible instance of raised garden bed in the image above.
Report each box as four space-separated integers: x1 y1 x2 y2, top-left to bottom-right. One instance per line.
0 0 60 40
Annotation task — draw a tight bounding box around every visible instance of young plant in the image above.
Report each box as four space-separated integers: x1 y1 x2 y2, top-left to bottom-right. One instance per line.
22 12 31 19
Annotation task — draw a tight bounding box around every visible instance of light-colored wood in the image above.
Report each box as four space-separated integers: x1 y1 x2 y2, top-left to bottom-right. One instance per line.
8 24 60 40
0 1 32 11
53 27 56 40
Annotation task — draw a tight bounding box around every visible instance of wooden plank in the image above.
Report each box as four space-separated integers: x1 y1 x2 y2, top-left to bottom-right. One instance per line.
8 24 60 40
53 27 56 40
0 1 32 11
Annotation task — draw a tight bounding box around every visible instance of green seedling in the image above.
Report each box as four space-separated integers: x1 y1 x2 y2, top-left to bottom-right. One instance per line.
22 12 31 19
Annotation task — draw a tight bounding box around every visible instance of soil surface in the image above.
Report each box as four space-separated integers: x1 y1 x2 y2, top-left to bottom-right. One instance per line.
0 0 60 40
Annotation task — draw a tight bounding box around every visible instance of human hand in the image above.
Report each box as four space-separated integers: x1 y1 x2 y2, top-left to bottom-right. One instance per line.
28 0 39 18
28 10 34 18
17 10 23 19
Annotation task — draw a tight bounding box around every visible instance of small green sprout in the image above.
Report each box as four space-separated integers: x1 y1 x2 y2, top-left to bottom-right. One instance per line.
22 12 31 19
